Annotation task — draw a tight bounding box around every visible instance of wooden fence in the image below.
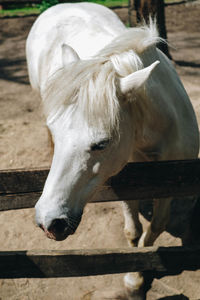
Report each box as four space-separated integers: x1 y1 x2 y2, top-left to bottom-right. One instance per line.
0 0 200 285
0 0 194 11
1 159 200 279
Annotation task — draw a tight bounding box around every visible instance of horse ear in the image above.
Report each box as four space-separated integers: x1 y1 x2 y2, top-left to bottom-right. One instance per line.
119 60 160 95
62 44 80 67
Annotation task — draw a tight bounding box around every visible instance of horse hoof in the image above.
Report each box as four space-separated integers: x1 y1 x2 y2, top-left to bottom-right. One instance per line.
124 273 145 300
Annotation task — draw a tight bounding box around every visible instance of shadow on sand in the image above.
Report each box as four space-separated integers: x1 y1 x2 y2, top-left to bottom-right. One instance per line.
0 58 29 85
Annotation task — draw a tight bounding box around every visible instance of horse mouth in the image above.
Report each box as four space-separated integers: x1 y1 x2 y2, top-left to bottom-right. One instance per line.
39 223 75 241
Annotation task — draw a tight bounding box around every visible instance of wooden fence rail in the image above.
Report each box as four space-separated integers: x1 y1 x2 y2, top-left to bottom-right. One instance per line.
1 159 200 211
0 0 193 6
1 245 200 279
0 0 195 12
1 159 200 279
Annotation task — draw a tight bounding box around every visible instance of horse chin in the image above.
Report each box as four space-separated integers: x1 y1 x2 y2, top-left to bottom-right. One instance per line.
45 231 70 241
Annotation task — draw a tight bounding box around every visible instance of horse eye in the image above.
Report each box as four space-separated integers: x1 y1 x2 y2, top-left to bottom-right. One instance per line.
91 139 110 151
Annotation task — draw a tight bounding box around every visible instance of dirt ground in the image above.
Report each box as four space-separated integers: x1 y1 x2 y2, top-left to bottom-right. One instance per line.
1 2 200 299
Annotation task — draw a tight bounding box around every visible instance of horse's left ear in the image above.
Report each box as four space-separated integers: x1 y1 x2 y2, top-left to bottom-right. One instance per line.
62 44 80 67
119 60 160 95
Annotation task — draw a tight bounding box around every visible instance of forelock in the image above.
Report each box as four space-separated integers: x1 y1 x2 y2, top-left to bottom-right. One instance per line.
42 21 161 134
43 59 120 135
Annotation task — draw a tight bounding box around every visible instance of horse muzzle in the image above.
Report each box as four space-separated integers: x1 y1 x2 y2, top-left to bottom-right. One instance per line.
38 215 82 241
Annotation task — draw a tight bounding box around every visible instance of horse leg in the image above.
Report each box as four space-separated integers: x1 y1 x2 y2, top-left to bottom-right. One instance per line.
123 198 172 299
122 200 143 247
122 200 145 299
138 197 172 247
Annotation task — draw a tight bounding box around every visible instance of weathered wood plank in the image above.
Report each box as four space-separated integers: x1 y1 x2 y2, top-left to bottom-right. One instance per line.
0 167 48 195
0 0 186 5
1 245 200 278
1 159 200 211
0 192 41 211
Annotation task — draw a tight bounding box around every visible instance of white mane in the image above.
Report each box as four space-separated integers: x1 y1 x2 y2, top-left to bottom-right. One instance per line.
98 19 160 58
43 21 161 134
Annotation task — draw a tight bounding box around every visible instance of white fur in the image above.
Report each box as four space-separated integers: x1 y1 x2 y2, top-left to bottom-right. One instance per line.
26 3 199 298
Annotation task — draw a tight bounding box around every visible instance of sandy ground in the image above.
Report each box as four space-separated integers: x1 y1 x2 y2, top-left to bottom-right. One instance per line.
1 2 200 299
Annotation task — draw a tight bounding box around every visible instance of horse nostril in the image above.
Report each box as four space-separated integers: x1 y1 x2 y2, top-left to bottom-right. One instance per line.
39 215 81 240
48 218 68 234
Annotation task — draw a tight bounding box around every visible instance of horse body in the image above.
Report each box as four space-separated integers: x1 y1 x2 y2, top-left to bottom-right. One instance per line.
26 3 199 298
132 46 198 162
26 2 125 92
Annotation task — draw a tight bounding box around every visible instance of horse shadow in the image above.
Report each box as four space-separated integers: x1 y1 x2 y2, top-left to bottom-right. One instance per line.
143 270 190 300
158 296 189 300
140 195 200 245
139 196 200 299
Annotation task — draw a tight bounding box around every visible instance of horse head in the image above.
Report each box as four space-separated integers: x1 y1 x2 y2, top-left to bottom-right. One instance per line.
35 44 159 241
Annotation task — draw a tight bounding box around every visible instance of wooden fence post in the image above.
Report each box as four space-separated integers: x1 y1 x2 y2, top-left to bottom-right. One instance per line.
130 0 172 59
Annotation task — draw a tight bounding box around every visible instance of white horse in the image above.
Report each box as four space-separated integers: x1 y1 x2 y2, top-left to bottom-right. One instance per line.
26 3 199 299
